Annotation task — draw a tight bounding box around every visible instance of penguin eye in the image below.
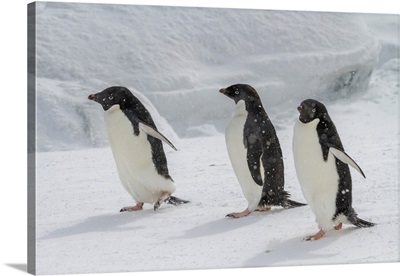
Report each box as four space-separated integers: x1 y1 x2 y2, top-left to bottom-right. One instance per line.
312 108 316 113
108 95 114 100
235 90 240 95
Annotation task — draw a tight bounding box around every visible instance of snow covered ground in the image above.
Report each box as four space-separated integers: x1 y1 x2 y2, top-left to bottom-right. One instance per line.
30 2 399 275
35 62 399 274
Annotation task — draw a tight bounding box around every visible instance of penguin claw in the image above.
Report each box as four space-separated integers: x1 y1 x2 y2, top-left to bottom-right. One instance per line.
226 209 251 218
120 203 144 212
153 202 161 211
304 229 325 241
154 192 171 211
226 213 237 218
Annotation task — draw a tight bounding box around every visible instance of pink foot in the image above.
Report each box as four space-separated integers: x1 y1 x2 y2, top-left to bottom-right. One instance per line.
120 202 144 212
334 223 343 230
305 229 325 241
255 206 272 212
226 209 251 218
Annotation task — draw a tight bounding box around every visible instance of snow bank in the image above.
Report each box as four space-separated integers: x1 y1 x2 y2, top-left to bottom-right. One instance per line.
34 2 381 151
36 79 179 151
184 124 221 137
362 14 399 68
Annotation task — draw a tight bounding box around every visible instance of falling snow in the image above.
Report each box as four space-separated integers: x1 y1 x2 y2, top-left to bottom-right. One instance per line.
33 3 398 275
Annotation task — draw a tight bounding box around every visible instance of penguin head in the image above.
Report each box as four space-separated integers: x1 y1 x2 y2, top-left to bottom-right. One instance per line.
219 84 261 105
297 99 329 123
88 86 132 111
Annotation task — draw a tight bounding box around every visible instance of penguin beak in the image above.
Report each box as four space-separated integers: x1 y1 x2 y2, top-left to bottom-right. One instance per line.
219 88 226 94
88 94 97 101
88 93 112 111
88 93 103 106
297 105 303 113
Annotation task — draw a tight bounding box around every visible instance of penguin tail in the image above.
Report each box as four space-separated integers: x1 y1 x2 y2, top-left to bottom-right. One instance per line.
259 190 306 209
165 196 190 206
280 191 307 209
348 216 376 228
283 199 307 209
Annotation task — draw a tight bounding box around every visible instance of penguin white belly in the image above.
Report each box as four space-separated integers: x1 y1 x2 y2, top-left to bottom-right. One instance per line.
225 100 262 212
293 119 339 231
104 105 175 204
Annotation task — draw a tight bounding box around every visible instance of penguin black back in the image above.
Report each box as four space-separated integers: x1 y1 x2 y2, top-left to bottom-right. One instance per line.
297 99 373 226
89 86 171 180
221 84 305 209
298 99 344 160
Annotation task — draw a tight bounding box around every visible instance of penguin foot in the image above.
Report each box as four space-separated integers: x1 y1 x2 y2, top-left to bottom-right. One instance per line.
305 229 325 241
154 191 171 211
120 202 144 212
334 223 343 230
226 209 251 218
255 206 271 212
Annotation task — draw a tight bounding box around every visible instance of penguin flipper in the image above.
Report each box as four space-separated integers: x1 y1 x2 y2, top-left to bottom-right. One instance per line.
138 122 177 151
246 138 263 186
122 109 177 151
329 147 366 178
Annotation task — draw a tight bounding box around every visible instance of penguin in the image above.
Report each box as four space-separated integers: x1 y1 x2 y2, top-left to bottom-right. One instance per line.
292 99 375 240
88 86 189 212
219 84 306 218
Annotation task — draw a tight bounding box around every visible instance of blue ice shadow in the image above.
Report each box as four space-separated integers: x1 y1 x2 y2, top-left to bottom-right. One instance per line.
174 209 287 239
39 211 150 240
244 227 358 267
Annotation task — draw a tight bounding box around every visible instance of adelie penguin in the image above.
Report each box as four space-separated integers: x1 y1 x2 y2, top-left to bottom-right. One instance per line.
292 99 375 240
219 84 306 218
88 86 189 212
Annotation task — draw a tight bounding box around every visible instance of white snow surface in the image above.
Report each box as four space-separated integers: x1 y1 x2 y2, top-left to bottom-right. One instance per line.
36 60 399 274
32 2 399 275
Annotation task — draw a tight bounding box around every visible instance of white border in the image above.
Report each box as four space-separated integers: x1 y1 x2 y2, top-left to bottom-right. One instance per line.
0 1 398 276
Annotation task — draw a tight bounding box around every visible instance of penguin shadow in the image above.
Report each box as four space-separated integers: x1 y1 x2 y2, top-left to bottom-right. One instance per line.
173 209 290 240
244 226 360 267
39 211 149 240
173 216 262 240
